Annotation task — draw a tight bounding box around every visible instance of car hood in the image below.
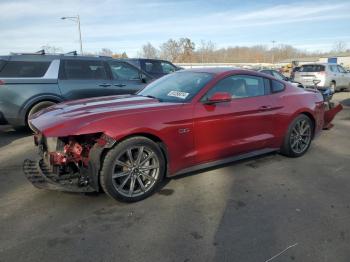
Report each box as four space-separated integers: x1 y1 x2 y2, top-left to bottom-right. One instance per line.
30 95 182 137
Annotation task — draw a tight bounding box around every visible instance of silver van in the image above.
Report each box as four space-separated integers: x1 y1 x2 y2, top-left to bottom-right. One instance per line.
293 63 350 92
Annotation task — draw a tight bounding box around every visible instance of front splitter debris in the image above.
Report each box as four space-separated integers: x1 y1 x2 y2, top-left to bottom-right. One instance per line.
23 159 95 193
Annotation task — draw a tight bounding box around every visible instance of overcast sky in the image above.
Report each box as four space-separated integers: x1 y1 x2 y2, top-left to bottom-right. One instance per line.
0 0 349 56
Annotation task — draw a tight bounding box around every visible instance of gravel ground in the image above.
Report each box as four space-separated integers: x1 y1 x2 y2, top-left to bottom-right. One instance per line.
0 92 349 262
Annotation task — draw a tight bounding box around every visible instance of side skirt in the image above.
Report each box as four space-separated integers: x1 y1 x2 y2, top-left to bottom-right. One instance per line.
171 148 279 177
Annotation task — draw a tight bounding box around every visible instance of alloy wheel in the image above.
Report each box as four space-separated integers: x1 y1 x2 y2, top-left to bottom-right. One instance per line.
290 119 312 154
111 146 160 198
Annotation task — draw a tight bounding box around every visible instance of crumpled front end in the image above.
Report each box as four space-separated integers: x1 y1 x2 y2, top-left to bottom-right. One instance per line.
23 132 116 192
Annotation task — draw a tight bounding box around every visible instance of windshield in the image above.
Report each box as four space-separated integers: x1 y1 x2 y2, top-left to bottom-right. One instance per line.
138 71 213 103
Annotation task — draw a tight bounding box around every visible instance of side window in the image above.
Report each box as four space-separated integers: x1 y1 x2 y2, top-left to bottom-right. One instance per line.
0 61 50 77
0 60 6 71
161 62 176 74
204 75 265 100
143 61 162 74
271 80 285 93
126 60 141 69
337 65 346 73
63 60 107 80
329 65 339 73
108 61 140 80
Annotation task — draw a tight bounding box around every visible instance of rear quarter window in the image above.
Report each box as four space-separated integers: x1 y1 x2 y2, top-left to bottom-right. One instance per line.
299 65 325 72
271 80 285 93
0 61 50 77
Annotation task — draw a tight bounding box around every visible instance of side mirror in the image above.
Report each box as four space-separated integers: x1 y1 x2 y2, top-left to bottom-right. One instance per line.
205 92 232 104
284 76 290 81
140 73 147 83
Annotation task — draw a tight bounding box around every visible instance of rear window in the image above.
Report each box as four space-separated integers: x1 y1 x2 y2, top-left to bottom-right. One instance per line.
0 61 50 77
299 65 325 72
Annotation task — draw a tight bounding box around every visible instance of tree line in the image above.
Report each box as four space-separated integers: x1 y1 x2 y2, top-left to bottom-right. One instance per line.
138 39 350 63
41 39 349 63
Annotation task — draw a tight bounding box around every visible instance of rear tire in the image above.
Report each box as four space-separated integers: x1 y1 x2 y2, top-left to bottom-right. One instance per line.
330 82 336 93
280 114 313 157
27 101 56 132
100 136 165 202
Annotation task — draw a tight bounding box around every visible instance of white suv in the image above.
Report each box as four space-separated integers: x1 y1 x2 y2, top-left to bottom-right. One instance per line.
294 63 350 92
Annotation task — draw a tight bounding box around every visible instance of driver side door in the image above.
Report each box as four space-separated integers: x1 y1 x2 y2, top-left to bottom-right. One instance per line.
193 74 278 164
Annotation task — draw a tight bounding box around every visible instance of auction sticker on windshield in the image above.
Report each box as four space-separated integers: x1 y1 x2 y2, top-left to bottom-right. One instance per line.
167 91 190 99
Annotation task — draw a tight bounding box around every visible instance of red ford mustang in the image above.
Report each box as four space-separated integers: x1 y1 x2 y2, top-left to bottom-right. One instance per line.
24 68 342 202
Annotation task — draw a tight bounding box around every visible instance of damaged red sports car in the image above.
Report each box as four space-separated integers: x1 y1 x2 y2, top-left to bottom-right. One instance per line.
24 68 342 202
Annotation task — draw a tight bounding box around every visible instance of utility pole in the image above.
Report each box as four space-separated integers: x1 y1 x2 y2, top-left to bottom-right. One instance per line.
271 40 276 65
61 15 83 55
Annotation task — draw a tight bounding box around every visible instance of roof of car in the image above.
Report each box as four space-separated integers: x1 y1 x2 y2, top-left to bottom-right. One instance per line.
179 67 243 74
124 58 172 62
4 53 118 62
301 63 337 66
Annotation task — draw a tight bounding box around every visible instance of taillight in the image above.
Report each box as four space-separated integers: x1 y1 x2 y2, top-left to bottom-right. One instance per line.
0 80 5 85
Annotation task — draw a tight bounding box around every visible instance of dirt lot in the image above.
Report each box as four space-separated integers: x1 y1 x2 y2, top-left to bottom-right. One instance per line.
0 92 350 262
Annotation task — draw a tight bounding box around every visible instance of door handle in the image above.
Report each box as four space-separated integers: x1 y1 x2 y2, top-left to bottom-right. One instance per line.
114 84 126 87
259 105 272 111
99 83 111 87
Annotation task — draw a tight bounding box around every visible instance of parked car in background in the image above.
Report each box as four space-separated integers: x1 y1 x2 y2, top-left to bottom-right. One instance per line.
293 63 350 92
0 52 154 130
260 69 335 101
24 68 342 202
259 69 304 88
123 58 182 78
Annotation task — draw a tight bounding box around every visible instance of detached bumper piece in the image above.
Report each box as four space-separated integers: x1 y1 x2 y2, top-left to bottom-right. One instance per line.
323 103 343 130
23 159 96 192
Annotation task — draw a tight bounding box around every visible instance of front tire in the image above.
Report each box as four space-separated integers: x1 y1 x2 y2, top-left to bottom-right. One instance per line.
100 137 165 202
280 115 313 157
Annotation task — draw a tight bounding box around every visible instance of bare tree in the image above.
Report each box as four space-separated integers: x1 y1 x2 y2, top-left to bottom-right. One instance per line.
99 48 113 56
139 43 158 59
41 44 63 54
159 39 181 62
198 40 216 63
332 41 347 54
178 38 195 63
